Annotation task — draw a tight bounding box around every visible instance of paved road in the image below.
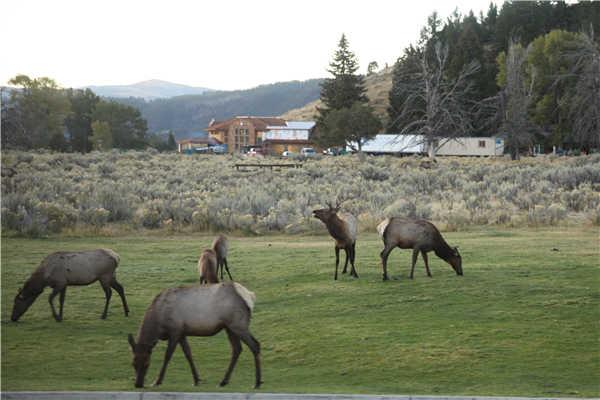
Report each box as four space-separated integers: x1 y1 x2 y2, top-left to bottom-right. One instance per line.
1 393 593 400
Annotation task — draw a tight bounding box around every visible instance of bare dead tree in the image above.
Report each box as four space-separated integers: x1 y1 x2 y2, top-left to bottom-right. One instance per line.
389 41 480 159
478 39 538 160
562 30 600 151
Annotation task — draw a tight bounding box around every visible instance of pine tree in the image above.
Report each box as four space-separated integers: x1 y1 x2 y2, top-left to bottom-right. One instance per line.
314 34 369 148
167 131 177 150
317 34 367 121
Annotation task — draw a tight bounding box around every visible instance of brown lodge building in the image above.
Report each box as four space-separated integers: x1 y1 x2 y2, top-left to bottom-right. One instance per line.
204 116 317 155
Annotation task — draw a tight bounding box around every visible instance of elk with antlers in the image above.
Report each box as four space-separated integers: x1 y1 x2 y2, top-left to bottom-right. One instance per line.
313 200 359 280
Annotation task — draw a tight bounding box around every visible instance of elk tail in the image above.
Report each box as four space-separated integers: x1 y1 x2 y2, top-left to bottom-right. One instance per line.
101 248 121 266
377 218 390 238
233 282 256 312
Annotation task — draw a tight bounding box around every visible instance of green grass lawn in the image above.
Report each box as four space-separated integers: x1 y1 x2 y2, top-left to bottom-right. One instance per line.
2 227 599 396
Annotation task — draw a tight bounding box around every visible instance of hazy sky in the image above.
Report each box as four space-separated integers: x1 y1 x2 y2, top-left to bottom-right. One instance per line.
1 0 498 91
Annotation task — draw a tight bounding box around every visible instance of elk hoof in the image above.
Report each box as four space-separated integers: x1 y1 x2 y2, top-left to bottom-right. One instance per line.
54 317 62 322
152 380 162 387
254 381 263 389
382 275 389 281
219 380 229 387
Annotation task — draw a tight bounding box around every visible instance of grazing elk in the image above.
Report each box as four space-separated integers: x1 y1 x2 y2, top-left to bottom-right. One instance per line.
128 282 261 389
378 217 463 281
198 249 219 284
313 201 359 280
212 234 233 281
11 249 129 322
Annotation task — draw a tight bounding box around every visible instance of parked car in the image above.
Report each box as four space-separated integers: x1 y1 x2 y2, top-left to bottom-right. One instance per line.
282 150 295 158
300 147 316 157
246 147 264 157
323 147 347 156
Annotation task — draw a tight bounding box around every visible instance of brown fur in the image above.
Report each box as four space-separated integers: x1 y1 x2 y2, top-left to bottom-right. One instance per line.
212 234 233 281
379 217 463 280
11 249 129 322
128 282 261 389
198 249 218 284
313 204 359 280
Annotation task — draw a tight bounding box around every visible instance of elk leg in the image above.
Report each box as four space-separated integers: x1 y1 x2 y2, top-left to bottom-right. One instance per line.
180 336 200 385
110 278 129 316
239 332 262 389
349 242 358 278
48 287 62 322
154 337 178 386
422 251 432 277
410 248 420 279
334 247 340 280
220 328 242 387
224 258 233 281
59 288 66 321
342 247 349 274
380 245 394 281
100 280 112 319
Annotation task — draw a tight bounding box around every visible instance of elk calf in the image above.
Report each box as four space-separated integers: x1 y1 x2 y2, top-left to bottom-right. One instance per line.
212 234 233 281
313 202 358 280
379 217 463 281
198 249 219 284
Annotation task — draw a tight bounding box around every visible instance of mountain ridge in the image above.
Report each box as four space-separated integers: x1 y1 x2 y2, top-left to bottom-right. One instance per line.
85 79 213 99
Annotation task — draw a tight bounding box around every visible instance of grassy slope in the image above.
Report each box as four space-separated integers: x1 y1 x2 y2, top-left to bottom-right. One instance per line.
281 67 393 122
2 227 599 396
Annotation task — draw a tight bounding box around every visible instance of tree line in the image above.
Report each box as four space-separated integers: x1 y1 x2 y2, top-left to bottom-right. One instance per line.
315 1 600 157
1 75 176 152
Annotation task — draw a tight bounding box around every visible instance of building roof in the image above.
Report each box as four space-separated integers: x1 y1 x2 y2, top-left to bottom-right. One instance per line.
206 116 286 132
266 121 316 130
177 136 222 145
350 134 426 153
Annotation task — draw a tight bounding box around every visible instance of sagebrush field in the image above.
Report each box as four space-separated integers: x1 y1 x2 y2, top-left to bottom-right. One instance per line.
1 228 599 396
2 151 599 237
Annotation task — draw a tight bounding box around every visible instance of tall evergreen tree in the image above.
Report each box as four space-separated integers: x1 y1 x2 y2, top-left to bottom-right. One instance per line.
317 34 367 121
314 34 371 148
167 131 177 150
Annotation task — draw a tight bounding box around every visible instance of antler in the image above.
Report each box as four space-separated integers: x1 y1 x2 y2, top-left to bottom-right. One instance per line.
335 194 349 210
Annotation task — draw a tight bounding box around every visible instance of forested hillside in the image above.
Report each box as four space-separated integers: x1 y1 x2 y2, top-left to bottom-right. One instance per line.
115 79 323 138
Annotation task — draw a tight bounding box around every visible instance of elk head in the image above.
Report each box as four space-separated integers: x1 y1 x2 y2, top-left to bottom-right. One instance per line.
313 202 340 224
312 199 345 223
448 247 463 276
128 334 152 388
11 286 42 322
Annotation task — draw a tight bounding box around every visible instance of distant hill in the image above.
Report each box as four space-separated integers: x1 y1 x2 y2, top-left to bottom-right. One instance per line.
113 79 324 138
281 67 393 124
85 79 213 99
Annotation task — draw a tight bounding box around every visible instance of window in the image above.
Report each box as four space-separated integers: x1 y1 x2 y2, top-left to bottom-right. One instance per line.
478 140 486 148
234 128 249 151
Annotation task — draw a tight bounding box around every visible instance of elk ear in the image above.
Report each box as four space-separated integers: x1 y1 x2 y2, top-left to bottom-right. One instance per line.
128 334 136 351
